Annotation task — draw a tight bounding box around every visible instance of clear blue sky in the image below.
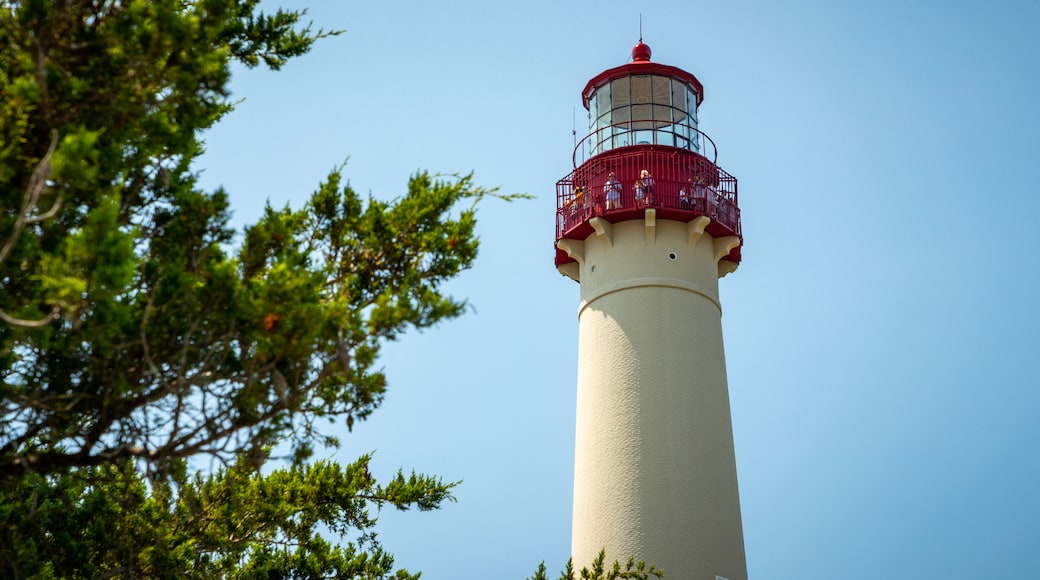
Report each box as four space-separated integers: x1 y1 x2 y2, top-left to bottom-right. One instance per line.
196 1 1040 578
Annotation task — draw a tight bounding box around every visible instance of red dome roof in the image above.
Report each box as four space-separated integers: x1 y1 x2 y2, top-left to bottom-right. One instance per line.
581 41 704 109
632 41 652 62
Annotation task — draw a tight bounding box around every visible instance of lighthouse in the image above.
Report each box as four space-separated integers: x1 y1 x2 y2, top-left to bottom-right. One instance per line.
555 41 746 579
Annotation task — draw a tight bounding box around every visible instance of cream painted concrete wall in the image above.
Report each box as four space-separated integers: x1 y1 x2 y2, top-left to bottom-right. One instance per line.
558 212 746 580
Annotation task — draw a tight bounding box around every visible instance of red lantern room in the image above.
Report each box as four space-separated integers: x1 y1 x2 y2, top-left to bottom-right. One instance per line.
555 41 742 273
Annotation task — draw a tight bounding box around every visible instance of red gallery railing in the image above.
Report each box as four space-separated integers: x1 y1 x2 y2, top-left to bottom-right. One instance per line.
556 150 739 235
554 121 742 267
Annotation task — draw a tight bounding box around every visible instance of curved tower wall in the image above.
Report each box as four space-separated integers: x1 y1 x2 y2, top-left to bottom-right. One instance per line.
559 213 747 580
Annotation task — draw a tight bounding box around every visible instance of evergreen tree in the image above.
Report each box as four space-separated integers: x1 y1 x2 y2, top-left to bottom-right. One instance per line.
529 551 664 580
0 1 520 576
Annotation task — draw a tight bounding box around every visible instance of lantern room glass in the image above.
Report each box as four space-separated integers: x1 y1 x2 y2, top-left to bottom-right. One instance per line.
588 74 700 156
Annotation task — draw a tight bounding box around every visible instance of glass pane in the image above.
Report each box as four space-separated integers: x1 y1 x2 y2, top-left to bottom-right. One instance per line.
651 103 674 124
652 75 670 105
655 126 675 147
688 88 699 153
613 106 630 124
594 114 611 154
672 79 687 115
588 115 599 154
632 104 652 130
588 93 597 133
675 120 691 150
630 75 650 104
612 125 630 148
611 77 630 108
596 85 611 118
688 88 699 126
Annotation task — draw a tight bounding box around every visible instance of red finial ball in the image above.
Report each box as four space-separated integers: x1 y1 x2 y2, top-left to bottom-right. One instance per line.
632 41 652 62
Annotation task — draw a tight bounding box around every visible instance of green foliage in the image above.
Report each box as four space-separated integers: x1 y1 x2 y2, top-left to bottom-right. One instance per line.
0 0 526 577
0 454 454 578
0 0 516 482
529 551 664 580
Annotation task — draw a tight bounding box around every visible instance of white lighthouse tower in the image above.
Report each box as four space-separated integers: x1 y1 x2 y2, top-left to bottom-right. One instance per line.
555 41 747 580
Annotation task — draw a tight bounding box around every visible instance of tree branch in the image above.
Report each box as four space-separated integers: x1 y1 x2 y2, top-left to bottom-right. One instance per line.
0 305 60 328
0 130 59 266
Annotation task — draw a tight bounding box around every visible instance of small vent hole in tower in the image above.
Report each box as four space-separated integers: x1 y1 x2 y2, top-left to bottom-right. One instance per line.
668 252 677 260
